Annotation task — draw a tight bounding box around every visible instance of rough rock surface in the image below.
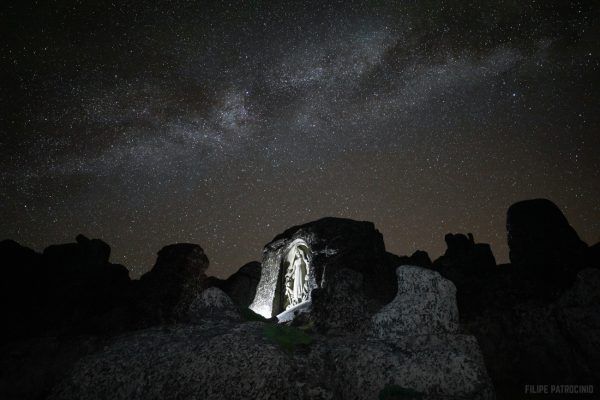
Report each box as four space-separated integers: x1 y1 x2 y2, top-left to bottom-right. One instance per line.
50 322 332 400
328 334 493 400
49 261 492 400
0 336 104 400
462 267 600 398
187 287 241 322
138 243 209 323
250 217 395 319
371 265 458 339
205 261 261 307
309 268 371 334
49 326 493 400
555 268 600 372
4 199 600 400
507 198 587 268
434 200 598 399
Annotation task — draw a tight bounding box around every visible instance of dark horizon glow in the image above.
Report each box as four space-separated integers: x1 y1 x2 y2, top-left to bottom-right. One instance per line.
2 1 599 278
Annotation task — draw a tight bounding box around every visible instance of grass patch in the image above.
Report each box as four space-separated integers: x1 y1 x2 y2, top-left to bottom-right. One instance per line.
379 384 424 400
262 324 312 353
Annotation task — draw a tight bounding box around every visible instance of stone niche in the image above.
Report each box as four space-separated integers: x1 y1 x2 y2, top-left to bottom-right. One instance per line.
249 217 396 320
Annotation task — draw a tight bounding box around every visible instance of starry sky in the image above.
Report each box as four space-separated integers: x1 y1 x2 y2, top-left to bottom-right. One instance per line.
2 1 599 278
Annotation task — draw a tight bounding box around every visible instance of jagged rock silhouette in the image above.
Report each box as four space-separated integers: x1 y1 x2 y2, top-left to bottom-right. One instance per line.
0 199 598 400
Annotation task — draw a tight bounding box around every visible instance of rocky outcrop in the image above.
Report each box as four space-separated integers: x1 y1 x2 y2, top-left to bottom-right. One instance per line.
2 199 599 400
0 235 131 341
434 233 496 270
137 243 209 323
436 200 599 399
1 238 218 341
463 267 600 398
49 264 493 400
250 217 396 321
50 321 327 400
309 268 371 334
507 198 587 269
205 261 261 308
50 321 493 400
556 268 600 372
387 250 433 268
426 233 497 322
329 334 493 400
187 287 241 322
371 266 458 339
0 239 44 342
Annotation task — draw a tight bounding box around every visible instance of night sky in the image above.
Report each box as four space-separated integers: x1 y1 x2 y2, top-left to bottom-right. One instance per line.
2 1 599 278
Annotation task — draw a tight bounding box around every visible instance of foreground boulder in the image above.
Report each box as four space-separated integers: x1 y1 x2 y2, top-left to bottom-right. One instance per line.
49 265 493 400
371 265 459 339
330 334 493 400
50 324 493 400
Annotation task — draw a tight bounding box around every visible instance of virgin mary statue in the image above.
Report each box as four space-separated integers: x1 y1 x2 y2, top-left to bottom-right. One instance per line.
284 245 309 309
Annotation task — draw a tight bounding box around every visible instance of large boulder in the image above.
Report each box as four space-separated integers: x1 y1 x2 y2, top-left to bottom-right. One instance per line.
0 240 44 342
1 236 131 340
206 261 261 308
556 268 600 372
49 322 333 400
371 265 459 339
138 243 209 323
187 287 241 322
507 199 587 269
429 233 498 321
328 334 493 400
434 233 496 270
249 217 395 321
362 265 492 399
309 268 371 334
49 263 493 400
464 267 600 398
0 335 103 400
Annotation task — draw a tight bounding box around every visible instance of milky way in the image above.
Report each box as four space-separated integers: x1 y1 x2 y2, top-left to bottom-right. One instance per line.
2 1 599 277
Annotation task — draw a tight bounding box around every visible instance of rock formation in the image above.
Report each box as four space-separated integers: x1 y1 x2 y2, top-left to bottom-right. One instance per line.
250 217 396 325
387 249 433 268
187 287 241 322
137 243 209 323
434 233 496 270
0 235 131 341
49 265 494 400
205 261 261 307
371 265 459 338
1 198 599 400
507 198 587 269
434 199 600 399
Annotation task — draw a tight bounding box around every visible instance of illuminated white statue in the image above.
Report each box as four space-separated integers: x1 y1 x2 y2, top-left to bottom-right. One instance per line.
284 243 309 309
